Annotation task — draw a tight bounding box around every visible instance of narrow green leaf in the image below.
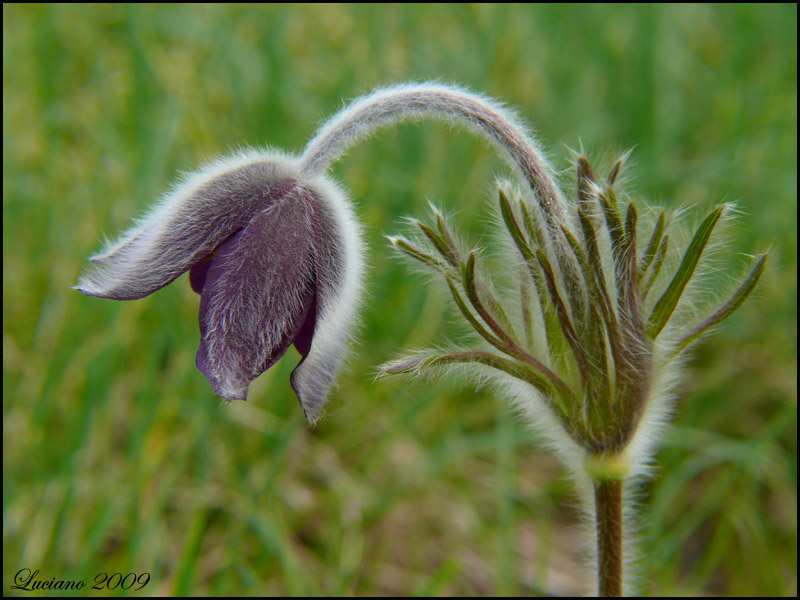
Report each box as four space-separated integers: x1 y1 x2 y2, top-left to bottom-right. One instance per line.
518 264 535 349
647 206 724 337
621 203 640 306
607 158 623 186
606 184 620 208
382 357 427 374
578 208 626 401
553 238 588 325
501 189 563 354
560 225 613 404
598 190 624 259
444 274 508 354
620 203 647 340
641 234 669 300
420 351 574 416
638 212 665 281
577 156 595 206
426 351 568 407
577 208 618 329
625 202 638 253
445 272 575 403
507 187 584 363
435 211 462 264
449 256 572 399
478 280 520 345
462 252 518 348
536 249 593 386
499 188 546 294
558 223 598 332
518 196 544 248
561 224 597 319
416 220 459 267
392 237 445 269
499 189 557 340
499 187 535 264
560 225 590 283
576 208 625 375
676 254 767 350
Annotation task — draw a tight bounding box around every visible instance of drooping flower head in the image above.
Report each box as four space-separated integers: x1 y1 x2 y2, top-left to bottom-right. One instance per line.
77 150 364 423
78 83 569 421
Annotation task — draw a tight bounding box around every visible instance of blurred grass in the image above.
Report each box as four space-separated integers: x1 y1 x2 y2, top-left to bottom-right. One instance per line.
3 4 796 596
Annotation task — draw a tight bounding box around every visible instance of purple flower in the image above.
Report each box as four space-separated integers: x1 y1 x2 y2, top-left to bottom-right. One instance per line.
76 150 364 423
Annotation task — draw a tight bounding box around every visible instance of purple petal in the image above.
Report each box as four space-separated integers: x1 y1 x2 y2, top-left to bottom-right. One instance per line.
76 155 300 300
289 183 365 423
190 230 242 294
189 257 213 294
195 187 315 401
292 294 317 357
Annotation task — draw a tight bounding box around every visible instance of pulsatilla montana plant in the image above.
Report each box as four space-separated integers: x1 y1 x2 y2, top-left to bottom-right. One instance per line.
77 83 766 596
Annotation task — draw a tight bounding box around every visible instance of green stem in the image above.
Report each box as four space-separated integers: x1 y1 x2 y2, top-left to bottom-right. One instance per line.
594 479 623 597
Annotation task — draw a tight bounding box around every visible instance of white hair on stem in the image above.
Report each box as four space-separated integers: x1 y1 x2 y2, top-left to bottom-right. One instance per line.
298 82 568 227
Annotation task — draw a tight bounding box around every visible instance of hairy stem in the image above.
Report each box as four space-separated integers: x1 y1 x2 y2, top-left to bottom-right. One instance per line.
298 83 566 224
594 479 624 597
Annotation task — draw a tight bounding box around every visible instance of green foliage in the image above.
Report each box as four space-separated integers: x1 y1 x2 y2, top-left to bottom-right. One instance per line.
392 169 767 461
648 206 724 338
3 4 796 596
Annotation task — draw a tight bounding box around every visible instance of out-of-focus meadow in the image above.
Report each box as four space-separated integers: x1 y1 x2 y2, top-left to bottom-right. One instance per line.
3 4 796 596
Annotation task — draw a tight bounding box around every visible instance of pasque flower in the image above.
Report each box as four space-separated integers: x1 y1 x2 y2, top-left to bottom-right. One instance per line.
76 151 364 423
78 82 767 595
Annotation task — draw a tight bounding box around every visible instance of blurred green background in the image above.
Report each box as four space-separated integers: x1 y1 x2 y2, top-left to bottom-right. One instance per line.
3 4 796 596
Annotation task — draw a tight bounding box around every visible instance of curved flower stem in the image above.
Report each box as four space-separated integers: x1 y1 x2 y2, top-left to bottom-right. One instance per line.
298 83 566 225
594 479 623 597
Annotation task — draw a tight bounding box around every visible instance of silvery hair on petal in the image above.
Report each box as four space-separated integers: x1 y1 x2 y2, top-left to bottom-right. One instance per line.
77 148 366 423
78 150 304 300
